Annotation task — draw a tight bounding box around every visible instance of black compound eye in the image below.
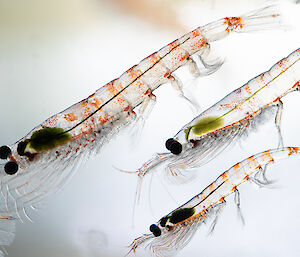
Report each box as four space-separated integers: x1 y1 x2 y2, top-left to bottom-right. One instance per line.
165 138 182 155
17 141 29 156
0 145 12 160
149 224 161 237
4 161 18 175
159 217 168 227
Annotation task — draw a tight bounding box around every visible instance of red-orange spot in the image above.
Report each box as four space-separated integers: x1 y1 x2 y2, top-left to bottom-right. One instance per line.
105 82 119 96
98 113 114 125
90 98 102 109
244 84 252 95
243 175 249 181
191 29 201 38
135 80 145 89
0 216 16 220
146 53 160 64
221 172 228 180
272 97 281 104
43 116 59 126
248 156 260 170
287 147 298 156
124 105 131 112
126 66 142 81
208 183 215 191
168 40 178 51
292 81 299 89
143 88 151 96
190 38 206 51
180 54 188 62
233 163 240 171
164 71 171 78
64 113 78 122
261 150 274 163
224 17 243 33
231 186 237 192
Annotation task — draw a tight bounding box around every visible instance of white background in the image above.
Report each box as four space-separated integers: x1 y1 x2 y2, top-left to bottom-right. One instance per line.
0 0 300 256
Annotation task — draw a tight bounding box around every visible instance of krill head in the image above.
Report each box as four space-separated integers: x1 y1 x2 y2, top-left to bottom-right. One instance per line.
0 145 19 175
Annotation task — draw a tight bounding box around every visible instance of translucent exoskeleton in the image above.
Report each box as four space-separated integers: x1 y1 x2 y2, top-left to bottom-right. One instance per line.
0 6 282 223
127 147 300 256
125 48 300 205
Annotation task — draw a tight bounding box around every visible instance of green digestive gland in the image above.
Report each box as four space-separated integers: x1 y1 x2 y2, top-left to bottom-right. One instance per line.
169 207 195 224
28 127 71 152
186 116 225 139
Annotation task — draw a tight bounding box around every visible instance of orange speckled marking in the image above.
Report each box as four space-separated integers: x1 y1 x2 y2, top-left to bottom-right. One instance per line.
98 113 114 125
168 40 178 51
244 84 252 95
64 113 78 122
221 172 228 180
261 150 274 163
220 100 240 110
167 47 188 65
247 156 260 170
45 116 59 126
135 79 145 90
287 147 299 156
146 53 160 64
208 183 216 191
191 29 201 38
190 37 206 51
90 97 102 109
224 17 243 33
105 81 119 96
232 163 240 171
126 66 143 80
81 100 92 118
180 53 189 62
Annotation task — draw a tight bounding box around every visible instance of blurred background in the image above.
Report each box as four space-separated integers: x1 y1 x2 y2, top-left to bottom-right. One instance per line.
0 0 299 256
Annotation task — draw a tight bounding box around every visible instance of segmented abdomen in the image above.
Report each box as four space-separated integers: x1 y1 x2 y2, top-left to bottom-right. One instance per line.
185 48 300 141
34 30 209 135
181 147 300 215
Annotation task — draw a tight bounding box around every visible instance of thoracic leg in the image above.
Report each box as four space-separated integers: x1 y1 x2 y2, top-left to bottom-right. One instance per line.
133 93 157 136
208 200 226 235
169 74 200 112
275 99 284 148
196 43 224 76
187 56 200 77
234 188 245 225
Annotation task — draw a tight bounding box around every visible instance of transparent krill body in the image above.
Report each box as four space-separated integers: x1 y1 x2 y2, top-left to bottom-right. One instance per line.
127 147 300 256
123 48 300 206
0 5 282 252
